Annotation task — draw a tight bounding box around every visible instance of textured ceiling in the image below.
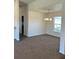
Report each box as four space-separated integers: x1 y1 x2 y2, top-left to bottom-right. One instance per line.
20 0 64 13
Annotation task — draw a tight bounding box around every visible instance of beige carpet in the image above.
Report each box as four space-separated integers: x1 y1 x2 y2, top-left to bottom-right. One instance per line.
14 34 65 59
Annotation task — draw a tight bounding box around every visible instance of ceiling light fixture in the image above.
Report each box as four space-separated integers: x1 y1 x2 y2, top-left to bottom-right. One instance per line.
44 9 52 21
44 18 52 21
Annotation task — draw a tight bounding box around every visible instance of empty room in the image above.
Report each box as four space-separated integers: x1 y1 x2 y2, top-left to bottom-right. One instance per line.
14 0 65 59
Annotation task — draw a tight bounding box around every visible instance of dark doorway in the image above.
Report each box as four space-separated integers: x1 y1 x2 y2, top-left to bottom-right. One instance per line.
20 16 26 40
20 16 24 40
21 16 24 35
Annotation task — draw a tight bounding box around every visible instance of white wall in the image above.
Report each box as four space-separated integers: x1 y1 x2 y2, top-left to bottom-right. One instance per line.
46 21 60 37
45 11 63 37
14 0 19 41
59 6 65 54
27 10 46 37
59 14 65 54
24 6 28 36
19 7 22 33
59 19 65 54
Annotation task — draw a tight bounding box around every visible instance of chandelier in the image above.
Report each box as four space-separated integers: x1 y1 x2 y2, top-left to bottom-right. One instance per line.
44 9 52 21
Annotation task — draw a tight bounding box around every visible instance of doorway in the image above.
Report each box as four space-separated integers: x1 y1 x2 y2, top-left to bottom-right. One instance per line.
19 2 28 40
20 16 24 39
21 16 24 35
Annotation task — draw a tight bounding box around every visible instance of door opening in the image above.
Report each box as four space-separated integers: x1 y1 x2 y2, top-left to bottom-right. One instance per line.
21 16 24 36
20 16 26 40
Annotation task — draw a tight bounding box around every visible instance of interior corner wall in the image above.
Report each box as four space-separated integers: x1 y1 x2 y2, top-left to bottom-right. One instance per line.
27 10 46 37
14 0 19 41
46 21 60 37
45 11 64 37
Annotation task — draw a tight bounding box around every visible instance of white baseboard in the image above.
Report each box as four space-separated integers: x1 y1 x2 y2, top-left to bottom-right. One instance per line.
27 33 45 37
14 38 20 41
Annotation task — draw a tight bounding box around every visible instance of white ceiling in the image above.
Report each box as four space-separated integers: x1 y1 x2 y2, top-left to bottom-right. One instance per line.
20 0 35 4
20 0 64 13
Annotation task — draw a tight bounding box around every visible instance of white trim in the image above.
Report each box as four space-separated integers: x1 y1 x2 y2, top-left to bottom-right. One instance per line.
59 50 65 55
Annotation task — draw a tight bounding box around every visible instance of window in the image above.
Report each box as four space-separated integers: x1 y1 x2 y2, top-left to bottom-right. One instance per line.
54 16 62 32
